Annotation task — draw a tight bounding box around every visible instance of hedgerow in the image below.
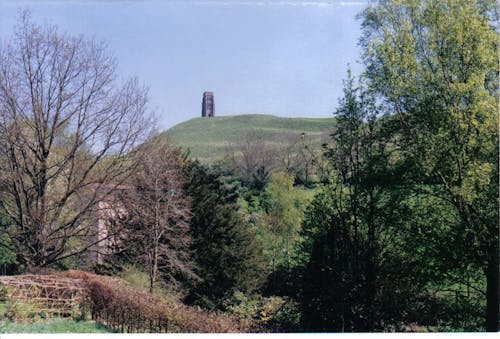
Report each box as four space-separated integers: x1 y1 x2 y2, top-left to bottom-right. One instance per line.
62 270 257 333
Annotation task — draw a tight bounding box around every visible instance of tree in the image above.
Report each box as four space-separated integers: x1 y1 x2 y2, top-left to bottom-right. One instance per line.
0 13 153 270
183 161 265 310
257 172 311 293
226 130 277 189
299 69 395 331
274 133 323 186
115 142 194 294
360 0 498 331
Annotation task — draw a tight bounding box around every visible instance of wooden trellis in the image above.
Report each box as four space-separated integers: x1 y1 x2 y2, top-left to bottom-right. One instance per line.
0 274 84 317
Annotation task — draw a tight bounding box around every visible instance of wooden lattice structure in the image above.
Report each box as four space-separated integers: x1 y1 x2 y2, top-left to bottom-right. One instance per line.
0 274 84 317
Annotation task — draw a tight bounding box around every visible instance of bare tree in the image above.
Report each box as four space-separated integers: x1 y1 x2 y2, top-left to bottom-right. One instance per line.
117 142 195 294
226 130 277 187
275 133 301 174
0 13 153 269
265 131 333 185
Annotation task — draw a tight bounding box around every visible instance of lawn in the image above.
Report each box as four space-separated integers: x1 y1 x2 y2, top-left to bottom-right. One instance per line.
0 319 113 333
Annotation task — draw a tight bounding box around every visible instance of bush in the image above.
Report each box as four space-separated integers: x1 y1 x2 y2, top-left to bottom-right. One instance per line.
222 290 299 331
3 300 46 323
0 284 47 322
119 265 151 291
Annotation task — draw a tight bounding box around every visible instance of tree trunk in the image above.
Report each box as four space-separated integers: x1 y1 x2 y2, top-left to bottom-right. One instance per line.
150 251 157 294
485 255 499 332
365 189 376 331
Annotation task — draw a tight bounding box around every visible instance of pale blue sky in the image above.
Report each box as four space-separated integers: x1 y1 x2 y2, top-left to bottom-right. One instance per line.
1 0 367 130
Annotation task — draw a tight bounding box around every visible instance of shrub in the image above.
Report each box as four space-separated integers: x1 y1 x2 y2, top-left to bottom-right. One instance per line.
119 265 151 291
2 300 46 323
222 290 297 331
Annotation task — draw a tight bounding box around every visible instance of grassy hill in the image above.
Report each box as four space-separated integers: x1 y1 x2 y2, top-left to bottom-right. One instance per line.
161 114 335 162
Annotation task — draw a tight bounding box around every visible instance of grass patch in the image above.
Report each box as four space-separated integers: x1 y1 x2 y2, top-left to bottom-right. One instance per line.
0 302 7 317
0 319 114 333
162 114 335 162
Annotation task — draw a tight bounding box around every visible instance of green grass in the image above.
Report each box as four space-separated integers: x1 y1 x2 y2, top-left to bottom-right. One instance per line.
161 114 335 162
0 302 7 317
0 319 114 333
0 300 112 333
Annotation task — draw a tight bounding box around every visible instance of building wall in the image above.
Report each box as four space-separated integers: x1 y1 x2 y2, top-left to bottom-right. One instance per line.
202 91 215 117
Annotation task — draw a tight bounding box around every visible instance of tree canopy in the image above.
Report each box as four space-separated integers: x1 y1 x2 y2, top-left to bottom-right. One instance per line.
0 12 153 269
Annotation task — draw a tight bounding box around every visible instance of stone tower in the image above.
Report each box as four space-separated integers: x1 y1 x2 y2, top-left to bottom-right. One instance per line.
201 91 215 117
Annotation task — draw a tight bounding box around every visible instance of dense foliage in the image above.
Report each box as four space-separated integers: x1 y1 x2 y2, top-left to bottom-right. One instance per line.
182 161 266 310
359 0 498 331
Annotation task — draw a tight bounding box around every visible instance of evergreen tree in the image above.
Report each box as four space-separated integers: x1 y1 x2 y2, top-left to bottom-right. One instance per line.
183 161 265 310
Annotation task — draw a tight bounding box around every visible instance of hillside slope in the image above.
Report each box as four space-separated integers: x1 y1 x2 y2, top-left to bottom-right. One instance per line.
161 114 335 162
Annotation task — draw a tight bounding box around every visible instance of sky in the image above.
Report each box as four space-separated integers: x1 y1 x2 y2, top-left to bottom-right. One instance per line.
0 0 368 130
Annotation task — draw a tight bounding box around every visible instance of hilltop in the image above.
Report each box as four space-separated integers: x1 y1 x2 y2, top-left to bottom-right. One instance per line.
161 114 335 162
